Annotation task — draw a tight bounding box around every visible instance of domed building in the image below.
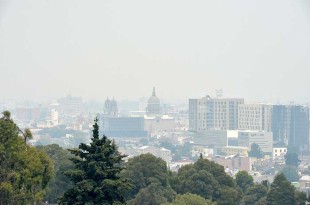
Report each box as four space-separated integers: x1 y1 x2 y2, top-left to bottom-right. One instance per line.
146 87 161 116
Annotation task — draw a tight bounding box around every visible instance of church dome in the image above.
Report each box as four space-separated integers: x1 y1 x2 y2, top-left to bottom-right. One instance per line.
146 87 161 116
148 95 160 104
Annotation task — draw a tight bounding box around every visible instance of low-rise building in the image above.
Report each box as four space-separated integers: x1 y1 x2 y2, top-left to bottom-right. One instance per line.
213 156 252 172
191 144 214 158
221 146 249 156
273 147 287 159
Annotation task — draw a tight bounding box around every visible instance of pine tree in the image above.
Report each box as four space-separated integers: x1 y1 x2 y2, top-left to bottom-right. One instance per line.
59 119 132 205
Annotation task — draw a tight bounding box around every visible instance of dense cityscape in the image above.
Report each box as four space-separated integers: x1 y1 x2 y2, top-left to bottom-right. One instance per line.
0 87 309 204
1 0 310 204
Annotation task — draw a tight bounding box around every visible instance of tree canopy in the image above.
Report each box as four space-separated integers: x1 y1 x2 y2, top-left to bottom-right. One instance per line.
122 153 175 205
170 158 241 205
37 144 74 203
249 143 264 158
235 170 254 193
266 173 296 205
59 119 132 205
0 111 53 205
163 193 216 205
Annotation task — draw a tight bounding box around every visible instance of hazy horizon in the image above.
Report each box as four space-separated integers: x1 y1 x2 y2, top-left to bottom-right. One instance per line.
1 0 310 104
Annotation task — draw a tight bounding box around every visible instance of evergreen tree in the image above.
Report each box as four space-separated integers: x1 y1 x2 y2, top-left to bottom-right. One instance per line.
266 173 296 205
59 119 132 205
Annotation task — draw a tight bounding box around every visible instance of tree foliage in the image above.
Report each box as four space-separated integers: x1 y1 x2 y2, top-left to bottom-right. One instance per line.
163 193 216 205
59 119 132 205
37 144 74 203
170 158 241 205
241 184 267 205
249 143 264 159
266 173 296 205
122 153 175 204
0 111 53 205
235 170 254 193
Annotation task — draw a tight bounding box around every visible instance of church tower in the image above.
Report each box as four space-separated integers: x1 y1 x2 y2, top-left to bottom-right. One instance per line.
104 97 118 117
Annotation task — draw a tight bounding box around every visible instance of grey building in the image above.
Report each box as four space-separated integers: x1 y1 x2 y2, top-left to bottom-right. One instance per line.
189 96 244 132
271 105 309 151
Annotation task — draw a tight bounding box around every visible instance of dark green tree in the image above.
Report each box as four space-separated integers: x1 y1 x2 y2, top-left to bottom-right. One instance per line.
128 181 176 205
59 119 132 205
248 143 264 158
163 193 216 205
122 153 169 198
171 158 241 205
295 190 307 205
241 184 267 205
266 173 296 205
37 144 74 203
235 171 254 193
121 153 174 204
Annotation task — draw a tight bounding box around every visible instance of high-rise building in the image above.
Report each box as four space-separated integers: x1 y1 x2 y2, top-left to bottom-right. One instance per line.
238 104 272 132
271 105 309 151
271 105 290 144
189 96 244 131
288 105 309 151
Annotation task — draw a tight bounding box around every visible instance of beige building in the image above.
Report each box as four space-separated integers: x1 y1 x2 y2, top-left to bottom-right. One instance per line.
213 156 252 172
221 146 249 156
238 104 272 132
189 96 244 131
144 115 176 133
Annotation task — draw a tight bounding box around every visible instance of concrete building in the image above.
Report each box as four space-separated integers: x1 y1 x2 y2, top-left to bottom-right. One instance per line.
193 130 228 153
213 156 252 172
288 105 309 151
189 96 244 132
271 105 309 151
238 130 273 154
238 104 272 132
221 146 249 156
100 116 147 138
144 115 176 133
191 144 214 158
138 146 172 164
272 147 287 159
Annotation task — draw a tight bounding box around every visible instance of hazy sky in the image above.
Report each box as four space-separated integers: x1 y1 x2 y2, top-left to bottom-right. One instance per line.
0 0 310 103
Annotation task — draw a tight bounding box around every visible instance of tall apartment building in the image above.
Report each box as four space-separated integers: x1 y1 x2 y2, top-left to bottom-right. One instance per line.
271 105 309 151
238 104 272 132
288 105 309 151
189 96 244 131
